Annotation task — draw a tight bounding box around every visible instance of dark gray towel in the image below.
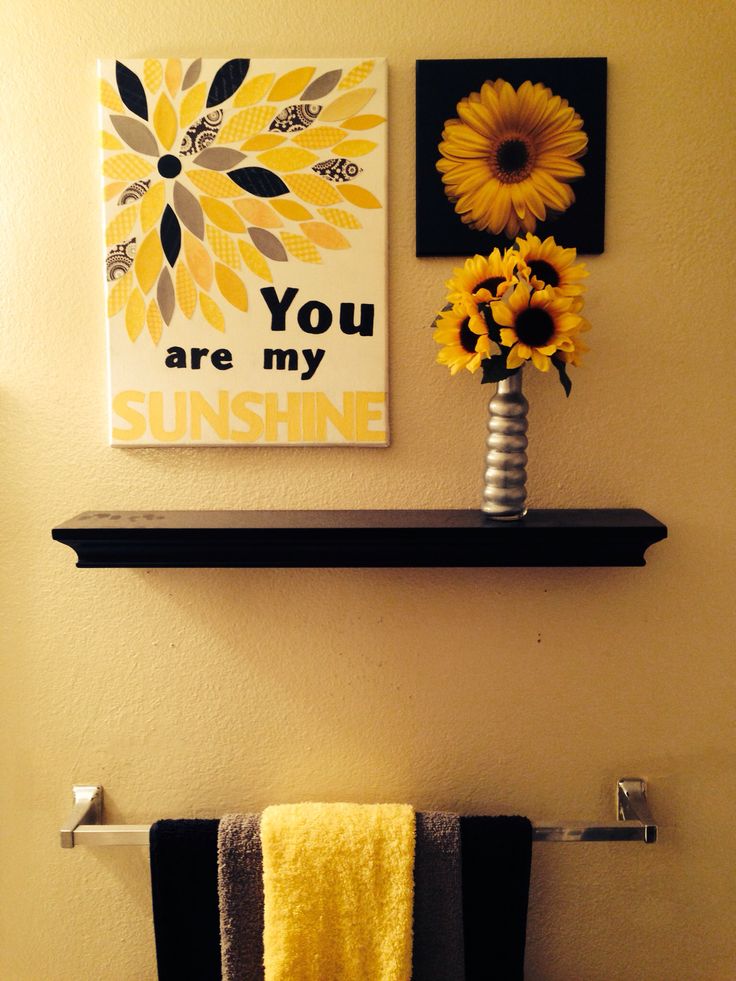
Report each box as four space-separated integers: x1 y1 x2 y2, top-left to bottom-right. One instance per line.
413 811 465 981
218 813 264 981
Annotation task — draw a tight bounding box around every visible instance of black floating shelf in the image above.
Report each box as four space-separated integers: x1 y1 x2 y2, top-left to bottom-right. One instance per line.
52 509 667 569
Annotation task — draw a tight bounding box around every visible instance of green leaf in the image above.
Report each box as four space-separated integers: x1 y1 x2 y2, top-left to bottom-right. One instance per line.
552 355 573 397
481 356 520 385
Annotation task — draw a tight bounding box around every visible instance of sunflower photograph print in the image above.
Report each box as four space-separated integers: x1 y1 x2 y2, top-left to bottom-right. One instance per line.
416 58 607 256
99 58 388 446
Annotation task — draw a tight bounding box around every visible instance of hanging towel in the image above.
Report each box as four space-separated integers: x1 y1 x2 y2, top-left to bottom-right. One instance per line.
218 813 264 981
412 812 465 981
460 815 533 981
149 819 222 981
260 802 415 981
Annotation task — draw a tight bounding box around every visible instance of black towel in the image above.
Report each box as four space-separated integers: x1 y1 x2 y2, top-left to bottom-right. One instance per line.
460 815 533 981
149 819 222 981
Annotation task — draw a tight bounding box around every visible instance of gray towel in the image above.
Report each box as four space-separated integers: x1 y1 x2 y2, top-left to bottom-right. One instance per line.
413 811 465 981
218 813 264 981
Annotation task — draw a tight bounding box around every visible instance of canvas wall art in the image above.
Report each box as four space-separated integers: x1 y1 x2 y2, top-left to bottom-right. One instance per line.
416 58 607 256
99 58 388 446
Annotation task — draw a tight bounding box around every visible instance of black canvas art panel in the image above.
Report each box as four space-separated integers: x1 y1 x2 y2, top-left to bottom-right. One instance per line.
416 58 607 256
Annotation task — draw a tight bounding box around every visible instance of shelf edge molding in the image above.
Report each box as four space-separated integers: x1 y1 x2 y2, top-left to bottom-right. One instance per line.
52 508 667 568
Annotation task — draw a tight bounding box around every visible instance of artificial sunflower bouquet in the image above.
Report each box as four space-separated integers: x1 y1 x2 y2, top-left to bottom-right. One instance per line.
433 234 590 395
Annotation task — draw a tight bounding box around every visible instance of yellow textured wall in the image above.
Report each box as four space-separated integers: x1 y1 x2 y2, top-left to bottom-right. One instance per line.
2 1 735 978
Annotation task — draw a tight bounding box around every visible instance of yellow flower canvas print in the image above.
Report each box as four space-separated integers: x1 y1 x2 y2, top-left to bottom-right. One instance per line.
99 57 388 446
416 58 606 257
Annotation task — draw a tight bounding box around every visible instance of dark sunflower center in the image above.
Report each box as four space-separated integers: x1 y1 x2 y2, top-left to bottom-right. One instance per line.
515 307 555 347
494 138 532 183
459 318 480 354
476 276 505 298
158 154 182 178
527 259 560 287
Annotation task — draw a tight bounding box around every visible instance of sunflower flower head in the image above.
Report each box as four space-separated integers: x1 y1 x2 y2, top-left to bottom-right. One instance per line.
445 248 519 332
490 280 583 372
433 305 493 375
437 78 587 240
515 233 588 296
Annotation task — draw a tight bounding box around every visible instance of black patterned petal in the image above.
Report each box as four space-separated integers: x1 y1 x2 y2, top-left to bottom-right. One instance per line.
160 205 181 267
206 59 250 107
227 167 289 198
115 61 148 120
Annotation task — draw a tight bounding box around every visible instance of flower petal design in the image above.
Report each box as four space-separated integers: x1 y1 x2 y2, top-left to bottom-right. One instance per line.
165 59 182 98
227 167 289 198
180 82 207 129
193 147 247 171
280 231 321 263
182 59 202 91
134 230 164 293
103 153 154 182
157 267 175 324
107 270 135 317
101 131 124 151
146 299 163 343
238 240 273 281
318 207 361 229
257 147 319 172
270 199 312 222
268 104 322 133
241 134 285 151
125 288 146 340
320 88 375 122
107 238 136 280
342 114 386 130
183 230 214 289
332 139 377 157
109 115 159 156
249 227 288 261
143 60 162 93
300 221 350 250
116 62 148 120
105 203 138 247
234 73 274 107
206 224 241 268
234 197 283 227
153 93 178 151
200 197 246 233
175 261 197 318
140 180 166 232
207 59 250 107
301 70 342 101
312 158 362 182
285 173 342 206
338 61 374 89
218 105 277 143
100 79 124 113
187 169 239 198
160 205 182 267
269 67 315 102
338 183 381 208
173 181 205 238
215 262 248 311
292 126 347 149
199 292 225 331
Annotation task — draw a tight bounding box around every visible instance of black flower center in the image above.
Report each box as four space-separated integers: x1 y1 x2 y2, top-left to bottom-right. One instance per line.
459 318 480 354
476 276 505 298
527 259 560 288
158 154 182 178
494 138 532 182
515 307 555 347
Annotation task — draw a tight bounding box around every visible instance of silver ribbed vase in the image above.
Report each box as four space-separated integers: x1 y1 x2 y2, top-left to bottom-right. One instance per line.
482 370 528 520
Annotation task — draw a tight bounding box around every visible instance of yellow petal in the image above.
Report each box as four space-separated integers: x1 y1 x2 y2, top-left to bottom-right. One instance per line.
99 79 124 113
215 262 248 311
338 183 381 209
506 347 526 369
146 299 163 343
257 147 319 172
331 139 378 157
338 60 375 89
217 105 276 144
101 131 124 151
180 82 206 129
292 126 347 149
234 197 284 228
240 133 285 151
187 169 239 198
268 67 315 102
342 114 386 130
175 261 197 318
134 230 164 294
105 203 138 247
153 93 178 151
107 271 135 317
490 302 513 327
234 73 275 107
205 224 241 269
300 221 350 250
103 153 153 182
140 180 166 232
183 230 213 289
125 288 146 341
104 181 127 201
143 59 163 93
199 292 225 331
531 348 551 371
317 207 361 229
269 198 311 222
320 88 376 122
285 173 341 206
165 58 182 98
238 241 273 282
280 232 321 263
200 196 246 233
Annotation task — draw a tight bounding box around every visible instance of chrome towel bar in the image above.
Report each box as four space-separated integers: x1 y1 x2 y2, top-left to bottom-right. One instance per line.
60 778 657 848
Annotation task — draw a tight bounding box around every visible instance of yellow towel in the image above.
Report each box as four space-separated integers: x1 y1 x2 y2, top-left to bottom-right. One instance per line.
261 802 415 981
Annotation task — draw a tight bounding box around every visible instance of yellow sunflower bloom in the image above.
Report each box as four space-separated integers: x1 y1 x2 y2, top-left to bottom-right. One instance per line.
437 79 587 239
445 248 519 332
433 306 493 375
516 233 588 296
490 280 583 372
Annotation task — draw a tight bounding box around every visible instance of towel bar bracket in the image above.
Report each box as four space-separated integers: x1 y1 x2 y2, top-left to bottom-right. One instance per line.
60 778 658 847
